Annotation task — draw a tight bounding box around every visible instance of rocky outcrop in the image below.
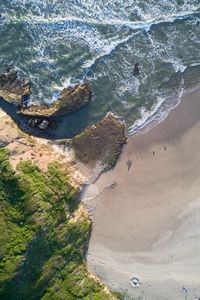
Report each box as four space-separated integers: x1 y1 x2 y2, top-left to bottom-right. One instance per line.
27 117 57 131
0 67 31 104
20 83 92 117
0 67 92 117
71 112 127 180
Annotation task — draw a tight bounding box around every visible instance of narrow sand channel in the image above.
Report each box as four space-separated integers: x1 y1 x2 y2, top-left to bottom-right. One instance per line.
85 88 200 300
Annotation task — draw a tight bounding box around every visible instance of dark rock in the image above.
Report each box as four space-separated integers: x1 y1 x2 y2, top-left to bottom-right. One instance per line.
27 118 40 128
27 117 56 131
72 112 127 170
0 67 92 118
20 83 92 117
38 119 50 130
133 63 140 76
0 14 4 24
0 67 31 104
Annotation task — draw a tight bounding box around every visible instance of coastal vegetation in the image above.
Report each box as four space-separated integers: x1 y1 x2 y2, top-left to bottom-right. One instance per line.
0 146 116 300
0 67 126 299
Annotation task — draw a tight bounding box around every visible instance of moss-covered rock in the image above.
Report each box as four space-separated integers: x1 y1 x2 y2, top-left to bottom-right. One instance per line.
20 83 92 117
72 112 127 177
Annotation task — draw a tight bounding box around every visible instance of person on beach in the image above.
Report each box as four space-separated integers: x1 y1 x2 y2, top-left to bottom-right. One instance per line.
127 159 133 171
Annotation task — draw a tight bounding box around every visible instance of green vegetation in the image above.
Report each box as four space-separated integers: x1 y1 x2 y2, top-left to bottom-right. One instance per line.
0 146 116 300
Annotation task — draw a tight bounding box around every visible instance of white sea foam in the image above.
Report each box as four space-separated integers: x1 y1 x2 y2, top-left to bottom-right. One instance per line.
3 1 200 70
6 0 200 24
190 61 200 67
128 96 168 135
1 0 200 133
171 60 187 73
127 81 185 135
82 31 140 69
60 77 73 88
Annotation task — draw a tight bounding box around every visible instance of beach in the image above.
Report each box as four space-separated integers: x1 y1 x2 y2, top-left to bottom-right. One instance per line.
1 1 200 299
84 88 200 300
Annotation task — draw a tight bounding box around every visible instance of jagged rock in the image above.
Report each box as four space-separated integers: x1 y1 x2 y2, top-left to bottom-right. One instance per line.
38 119 50 130
72 112 127 174
133 63 140 76
27 117 55 131
0 67 92 117
0 67 31 104
27 118 39 128
20 83 92 117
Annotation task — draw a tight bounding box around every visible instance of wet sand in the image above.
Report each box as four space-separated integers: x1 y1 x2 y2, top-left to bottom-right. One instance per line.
86 88 200 300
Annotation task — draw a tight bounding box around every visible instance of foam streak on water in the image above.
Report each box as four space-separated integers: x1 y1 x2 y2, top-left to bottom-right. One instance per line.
0 0 200 134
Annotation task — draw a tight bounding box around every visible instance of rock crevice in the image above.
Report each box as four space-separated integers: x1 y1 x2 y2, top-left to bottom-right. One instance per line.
0 67 31 104
20 82 92 117
0 67 92 117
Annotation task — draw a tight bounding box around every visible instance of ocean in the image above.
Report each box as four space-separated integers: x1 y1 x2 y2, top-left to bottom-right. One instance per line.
0 0 200 135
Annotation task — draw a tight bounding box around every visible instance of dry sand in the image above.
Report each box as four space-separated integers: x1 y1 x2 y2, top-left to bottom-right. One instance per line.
0 108 86 189
84 88 200 300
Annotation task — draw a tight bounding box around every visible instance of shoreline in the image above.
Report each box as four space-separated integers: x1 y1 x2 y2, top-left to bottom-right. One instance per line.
1 69 200 299
86 87 200 299
127 82 200 137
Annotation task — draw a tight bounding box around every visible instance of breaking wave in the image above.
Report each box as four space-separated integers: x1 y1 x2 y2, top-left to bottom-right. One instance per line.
0 0 200 133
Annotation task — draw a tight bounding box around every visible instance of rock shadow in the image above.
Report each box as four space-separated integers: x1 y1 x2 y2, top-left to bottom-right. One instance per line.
0 96 92 140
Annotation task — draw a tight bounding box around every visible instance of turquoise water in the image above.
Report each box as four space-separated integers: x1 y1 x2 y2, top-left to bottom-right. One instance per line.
0 0 200 135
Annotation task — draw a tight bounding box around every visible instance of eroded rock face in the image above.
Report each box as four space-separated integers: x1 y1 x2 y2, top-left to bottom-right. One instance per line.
27 117 57 131
0 67 92 117
0 67 31 104
72 112 127 179
20 83 92 117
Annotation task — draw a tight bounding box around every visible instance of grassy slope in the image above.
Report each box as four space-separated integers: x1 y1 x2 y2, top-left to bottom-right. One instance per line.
0 147 116 300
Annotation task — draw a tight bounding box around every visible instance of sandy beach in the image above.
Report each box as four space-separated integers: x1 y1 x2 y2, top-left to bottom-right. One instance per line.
84 88 200 300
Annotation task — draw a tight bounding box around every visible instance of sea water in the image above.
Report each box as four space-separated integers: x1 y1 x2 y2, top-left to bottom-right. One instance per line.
0 0 200 135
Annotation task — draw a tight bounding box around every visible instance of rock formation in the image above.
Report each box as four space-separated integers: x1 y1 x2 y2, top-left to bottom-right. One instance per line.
0 67 31 104
27 117 57 131
72 112 127 180
20 83 92 117
0 67 92 117
133 62 140 76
